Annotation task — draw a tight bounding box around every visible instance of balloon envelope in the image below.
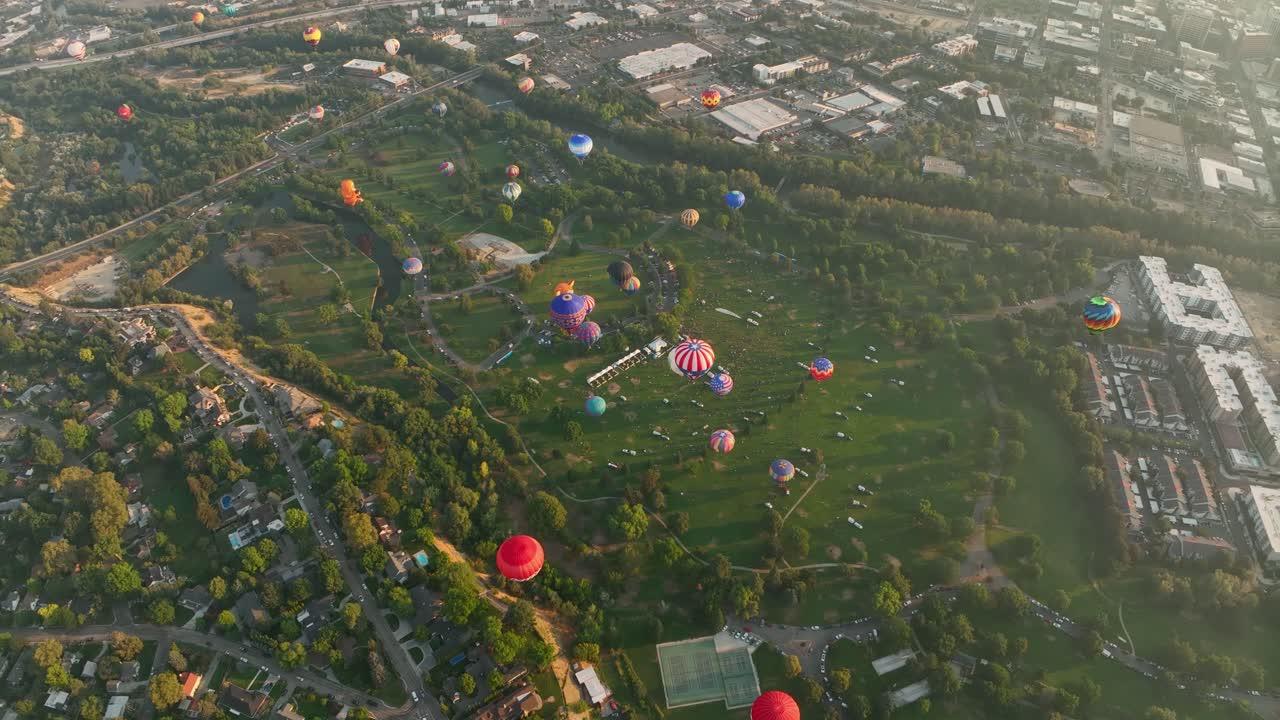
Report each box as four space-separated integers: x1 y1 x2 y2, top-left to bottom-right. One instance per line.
709 429 735 453
574 321 602 346
431 101 448 116
680 209 700 228
585 395 607 416
496 535 544 582
339 179 356 195
770 459 795 483
708 372 734 397
724 190 746 210
621 276 642 295
517 77 535 94
192 11 205 24
506 164 521 180
66 41 86 59
752 691 800 720
810 357 834 381
384 37 400 55
116 104 133 121
502 182 522 202
553 280 575 296
403 257 423 275
308 105 325 121
568 133 593 159
549 293 588 330
303 26 322 46
606 260 634 286
438 161 456 176
581 295 596 314
670 338 715 379
701 89 721 109
1082 295 1122 334
220 4 236 15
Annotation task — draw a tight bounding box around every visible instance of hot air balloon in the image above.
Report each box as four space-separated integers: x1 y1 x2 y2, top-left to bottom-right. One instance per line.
585 395 607 417
680 209 700 228
670 338 715 379
192 11 205 25
770 460 795 485
431 101 448 117
384 37 400 55
302 26 322 47
438 161 456 177
1082 295 1121 334
568 133 593 161
308 105 325 121
752 691 800 720
581 295 596 314
517 76 535 94
220 3 236 16
621 276 642 296
574 321 602 346
116 104 133 122
549 293 588 331
502 182 522 203
495 535 544 582
87 160 101 175
606 260 634 287
707 372 733 397
403 257 423 275
709 429 735 453
505 164 520 180
342 192 362 207
66 40 86 60
339 179 362 207
809 357 834 382
339 179 356 196
724 190 746 210
553 280 575 296
700 89 721 109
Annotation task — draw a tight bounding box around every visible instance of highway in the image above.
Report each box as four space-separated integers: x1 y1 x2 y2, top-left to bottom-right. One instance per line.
0 65 482 284
0 0 431 78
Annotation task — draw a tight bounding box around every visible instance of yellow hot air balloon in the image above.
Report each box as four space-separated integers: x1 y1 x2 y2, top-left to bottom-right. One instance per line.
303 26 322 47
680 209 700 228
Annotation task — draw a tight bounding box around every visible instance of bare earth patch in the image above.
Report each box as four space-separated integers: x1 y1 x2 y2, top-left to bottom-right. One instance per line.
146 67 299 99
895 358 920 368
557 380 571 389
1235 289 1280 360
712 460 726 471
44 254 121 301
0 112 23 140
606 382 622 395
629 377 640 385
562 358 590 372
537 371 553 381
826 545 842 560
787 309 798 320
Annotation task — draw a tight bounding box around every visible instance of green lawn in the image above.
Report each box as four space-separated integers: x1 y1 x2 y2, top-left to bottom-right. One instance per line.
497 246 649 329
432 292 526 365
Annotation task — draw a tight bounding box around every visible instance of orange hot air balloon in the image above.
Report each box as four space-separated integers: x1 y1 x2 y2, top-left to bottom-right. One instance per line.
553 280 575 296
517 76 535 94
192 11 205 25
302 26 322 47
339 179 356 195
700 89 721 109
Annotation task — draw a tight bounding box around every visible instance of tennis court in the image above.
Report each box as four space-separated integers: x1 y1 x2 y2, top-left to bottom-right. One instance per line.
656 635 761 710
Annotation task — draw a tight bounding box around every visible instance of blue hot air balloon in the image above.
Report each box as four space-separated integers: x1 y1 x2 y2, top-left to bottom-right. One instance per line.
549 293 588 331
568 133 593 161
770 459 795 484
432 101 448 117
585 395 607 417
402 257 423 275
724 190 746 210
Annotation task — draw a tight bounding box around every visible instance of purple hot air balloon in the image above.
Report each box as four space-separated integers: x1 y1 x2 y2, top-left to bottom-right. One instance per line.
708 372 734 397
549 293 588 331
770 459 795 484
574 321 602 345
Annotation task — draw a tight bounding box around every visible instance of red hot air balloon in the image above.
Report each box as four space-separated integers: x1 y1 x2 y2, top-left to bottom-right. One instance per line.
752 692 800 720
506 164 520 180
496 535 544 582
116 104 134 121
701 89 721 109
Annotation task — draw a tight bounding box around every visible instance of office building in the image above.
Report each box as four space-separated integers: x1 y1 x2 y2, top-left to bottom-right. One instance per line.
977 17 1038 45
752 55 828 84
1138 258 1252 349
343 59 388 77
378 71 412 89
1173 2 1215 46
1142 69 1224 109
932 34 978 55
564 11 607 29
1043 17 1100 56
1199 158 1257 195
1053 96 1099 125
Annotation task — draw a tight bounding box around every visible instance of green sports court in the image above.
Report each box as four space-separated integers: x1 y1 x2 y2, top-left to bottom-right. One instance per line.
656 635 761 709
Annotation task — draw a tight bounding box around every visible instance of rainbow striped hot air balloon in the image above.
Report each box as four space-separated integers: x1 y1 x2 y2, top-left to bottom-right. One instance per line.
708 372 734 397
810 357 834 382
549 293 588 331
669 338 715 380
709 429 735 453
438 161 456 176
621 276 642 296
770 459 795 485
1082 295 1122 334
585 395 607 417
574 321 602 346
402 257 423 275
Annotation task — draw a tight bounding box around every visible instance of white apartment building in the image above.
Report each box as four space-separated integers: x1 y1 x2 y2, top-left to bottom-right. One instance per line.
1136 256 1252 349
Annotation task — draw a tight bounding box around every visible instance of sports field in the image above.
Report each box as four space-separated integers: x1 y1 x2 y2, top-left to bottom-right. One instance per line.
656 636 759 709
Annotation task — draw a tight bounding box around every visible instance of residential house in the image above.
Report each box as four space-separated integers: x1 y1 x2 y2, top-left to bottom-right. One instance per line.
144 565 176 589
96 427 118 451
16 384 47 406
374 517 401 548
296 596 336 636
179 671 203 698
224 424 253 448
1122 374 1159 428
227 504 284 550
189 387 231 427
472 685 544 720
219 480 260 521
234 592 269 628
80 660 97 679
276 704 307 720
573 664 612 707
85 404 115 429
1166 533 1235 561
411 585 442 625
178 585 213 612
1177 458 1216 516
1080 352 1112 420
220 685 271 718
1151 454 1187 515
1104 449 1142 531
104 696 128 720
44 690 69 710
150 342 172 361
385 551 413 584
127 502 151 528
116 317 156 347
1 591 19 613
121 474 142 499
69 596 93 617
1149 378 1188 431
6 648 30 687
272 385 321 418
1108 344 1168 373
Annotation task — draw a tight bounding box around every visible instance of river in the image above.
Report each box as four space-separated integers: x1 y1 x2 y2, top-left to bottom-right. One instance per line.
168 192 404 328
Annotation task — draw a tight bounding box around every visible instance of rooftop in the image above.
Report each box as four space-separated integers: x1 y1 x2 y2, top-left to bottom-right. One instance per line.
617 42 712 79
343 59 386 71
710 97 797 139
1138 256 1250 340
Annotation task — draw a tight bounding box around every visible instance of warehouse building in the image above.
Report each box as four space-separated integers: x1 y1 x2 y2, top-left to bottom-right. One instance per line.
1137 256 1251 350
1122 116 1188 175
711 97 796 140
343 59 388 78
618 42 712 80
379 71 412 89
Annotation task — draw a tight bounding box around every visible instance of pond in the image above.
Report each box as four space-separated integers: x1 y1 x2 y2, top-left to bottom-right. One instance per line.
168 191 405 328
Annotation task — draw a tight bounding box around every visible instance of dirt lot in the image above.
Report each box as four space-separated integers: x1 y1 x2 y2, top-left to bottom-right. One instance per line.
0 112 24 140
1235 289 1280 359
143 68 298 99
864 7 968 32
44 254 121 301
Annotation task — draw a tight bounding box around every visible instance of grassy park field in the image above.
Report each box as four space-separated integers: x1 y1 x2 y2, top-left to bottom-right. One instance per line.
432 291 526 365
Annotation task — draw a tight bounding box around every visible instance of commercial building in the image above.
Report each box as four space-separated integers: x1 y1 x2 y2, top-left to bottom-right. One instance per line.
932 34 978 55
1043 18 1100 56
1237 28 1272 58
752 55 829 84
1179 41 1219 70
1173 2 1214 46
1053 96 1099 125
343 59 388 78
1188 346 1280 469
710 97 796 139
1114 34 1178 71
937 79 989 99
629 3 657 17
378 71 412 89
564 11 607 29
862 53 920 77
1199 158 1256 195
644 83 691 108
1138 257 1251 349
1142 69 1225 109
512 30 539 43
467 13 500 26
618 43 712 80
1243 484 1280 566
505 52 532 70
1123 116 1188 174
977 17 1037 45
921 156 966 178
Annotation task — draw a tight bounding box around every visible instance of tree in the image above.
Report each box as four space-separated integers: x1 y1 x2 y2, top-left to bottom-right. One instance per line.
784 526 810 558
209 576 227 600
830 668 851 692
79 347 95 364
342 602 363 630
670 511 690 535
505 601 537 635
444 586 479 626
284 507 310 536
388 587 413 616
783 654 802 678
516 264 535 291
460 672 477 695
342 511 378 550
79 695 103 720
150 672 183 709
540 218 556 239
111 632 142 661
147 599 175 625
167 643 187 672
104 563 141 596
497 204 514 224
33 639 63 668
41 539 76 575
529 491 567 532
874 581 903 617
61 419 88 452
996 586 1028 616
573 643 600 663
803 678 823 704
1143 707 1178 720
318 304 340 325
216 610 236 630
1080 629 1104 658
133 409 154 435
32 436 62 466
610 502 649 541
